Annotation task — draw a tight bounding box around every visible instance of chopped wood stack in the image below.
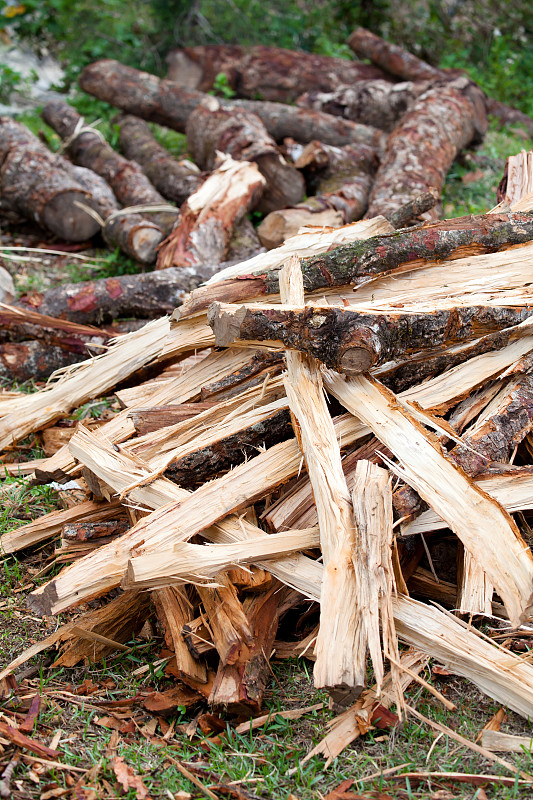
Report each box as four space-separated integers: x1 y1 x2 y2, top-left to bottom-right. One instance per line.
4 29 533 775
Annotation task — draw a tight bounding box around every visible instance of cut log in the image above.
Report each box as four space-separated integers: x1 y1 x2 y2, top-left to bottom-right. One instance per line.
166 44 388 102
152 587 207 685
257 140 378 248
68 160 163 264
156 155 265 269
0 340 89 383
347 27 444 82
346 27 533 137
324 371 533 626
41 101 175 235
0 303 108 353
117 114 203 204
17 262 226 325
198 211 533 299
186 98 303 214
279 256 361 705
208 301 533 375
297 79 432 132
366 79 487 220
79 60 386 150
0 117 101 241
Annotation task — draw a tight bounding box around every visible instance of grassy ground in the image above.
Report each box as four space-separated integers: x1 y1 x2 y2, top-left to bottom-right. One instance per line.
2 116 533 798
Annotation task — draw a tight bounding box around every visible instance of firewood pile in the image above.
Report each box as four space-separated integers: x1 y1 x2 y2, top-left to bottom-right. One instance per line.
3 28 533 787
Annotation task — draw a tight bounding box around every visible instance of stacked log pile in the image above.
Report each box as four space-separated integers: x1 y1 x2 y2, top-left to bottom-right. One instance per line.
3 29 533 791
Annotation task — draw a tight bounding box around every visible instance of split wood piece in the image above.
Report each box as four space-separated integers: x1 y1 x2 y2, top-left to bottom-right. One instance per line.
29 413 365 615
197 575 254 667
42 100 174 235
166 44 388 102
350 460 401 697
186 99 304 214
263 436 389 532
209 581 293 713
0 315 174 451
323 371 533 626
0 303 108 354
257 140 378 248
395 372 533 521
182 617 214 659
446 380 503 434
53 590 151 668
279 256 360 706
62 519 129 543
200 351 283 401
457 547 493 617
33 344 249 482
68 159 164 264
482 730 533 753
0 498 122 555
0 340 93 383
199 210 533 298
152 587 207 685
125 372 286 471
401 468 533 536
301 649 427 768
366 79 487 220
124 528 320 588
0 116 101 241
406 567 457 606
157 155 265 269
392 595 533 719
297 79 433 132
128 402 215 436
451 373 533 475
497 150 533 206
79 60 386 151
117 114 203 204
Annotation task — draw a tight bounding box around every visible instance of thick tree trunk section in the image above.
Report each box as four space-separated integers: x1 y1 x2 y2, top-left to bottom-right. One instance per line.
156 156 265 269
117 114 203 205
209 302 533 374
186 99 304 214
297 79 432 132
41 100 175 249
79 60 385 151
17 262 225 324
366 79 487 220
0 117 101 242
347 27 444 82
166 44 388 102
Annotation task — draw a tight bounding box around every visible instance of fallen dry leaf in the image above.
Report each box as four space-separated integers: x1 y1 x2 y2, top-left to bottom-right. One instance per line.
112 756 151 800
